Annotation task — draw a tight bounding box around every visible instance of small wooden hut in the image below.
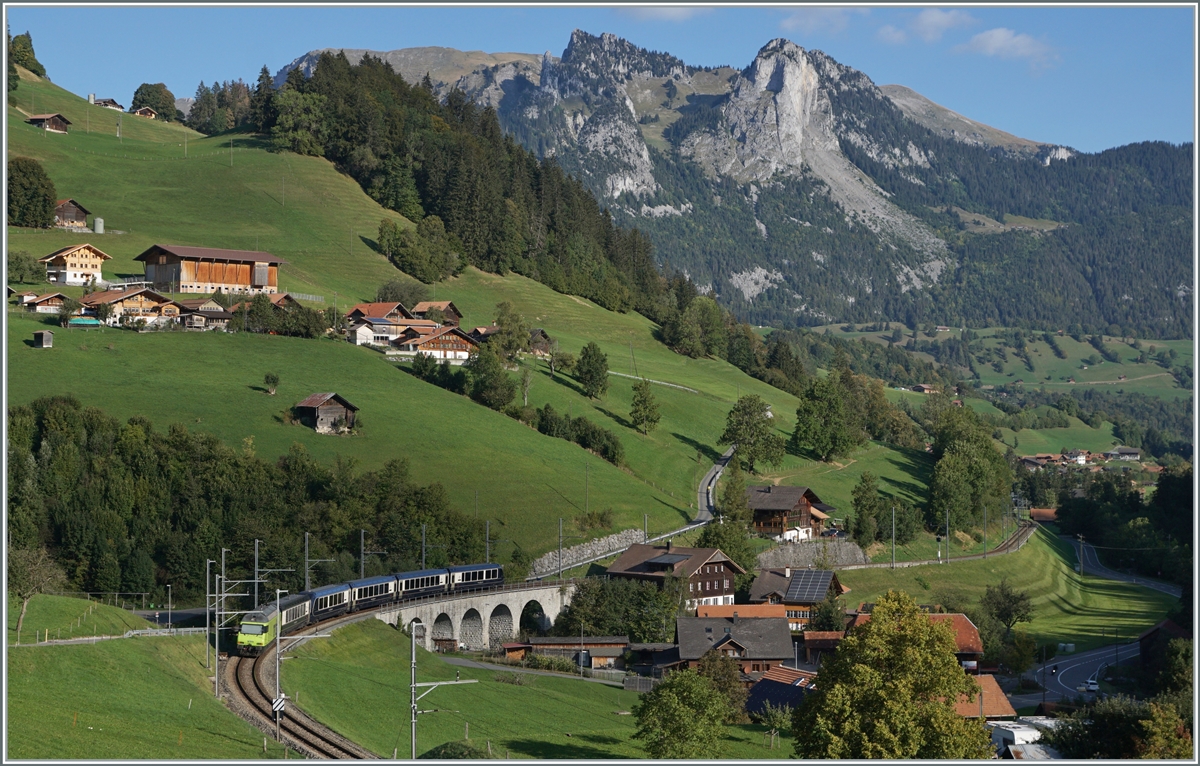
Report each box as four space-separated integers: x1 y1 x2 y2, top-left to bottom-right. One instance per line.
33 330 53 348
293 393 358 434
26 113 72 133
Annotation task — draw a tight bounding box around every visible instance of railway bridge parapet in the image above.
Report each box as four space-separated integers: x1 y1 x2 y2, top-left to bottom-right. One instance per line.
376 580 577 651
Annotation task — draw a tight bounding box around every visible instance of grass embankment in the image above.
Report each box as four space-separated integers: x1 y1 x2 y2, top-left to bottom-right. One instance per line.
7 631 289 759
7 594 154 644
837 527 1176 651
283 618 792 759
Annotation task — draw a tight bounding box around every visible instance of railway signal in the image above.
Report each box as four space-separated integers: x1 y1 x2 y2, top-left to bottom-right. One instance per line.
272 697 286 713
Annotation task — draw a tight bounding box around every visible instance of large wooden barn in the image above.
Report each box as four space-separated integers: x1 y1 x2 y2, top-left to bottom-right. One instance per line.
54 199 91 228
293 393 358 434
133 244 288 295
27 113 71 133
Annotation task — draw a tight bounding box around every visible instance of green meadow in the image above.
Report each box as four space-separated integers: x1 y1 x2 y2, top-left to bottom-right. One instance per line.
6 597 284 760
7 593 154 645
837 527 1176 651
282 618 792 759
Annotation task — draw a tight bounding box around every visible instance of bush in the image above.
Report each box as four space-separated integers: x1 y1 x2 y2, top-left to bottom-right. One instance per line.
493 671 527 686
521 653 579 673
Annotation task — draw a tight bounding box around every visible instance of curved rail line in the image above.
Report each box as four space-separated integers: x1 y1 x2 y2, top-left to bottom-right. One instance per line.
226 615 380 760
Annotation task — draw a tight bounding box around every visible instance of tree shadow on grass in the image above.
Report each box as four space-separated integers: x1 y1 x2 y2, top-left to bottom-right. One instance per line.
671 432 720 463
247 385 270 394
503 739 630 759
537 367 589 398
545 483 583 513
595 407 634 430
577 734 625 746
652 495 694 525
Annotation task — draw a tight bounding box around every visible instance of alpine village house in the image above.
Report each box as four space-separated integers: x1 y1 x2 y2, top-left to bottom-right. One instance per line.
38 243 111 285
606 541 746 608
134 245 287 295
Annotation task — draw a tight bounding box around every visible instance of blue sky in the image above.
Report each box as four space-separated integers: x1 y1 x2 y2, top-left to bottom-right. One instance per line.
6 5 1195 152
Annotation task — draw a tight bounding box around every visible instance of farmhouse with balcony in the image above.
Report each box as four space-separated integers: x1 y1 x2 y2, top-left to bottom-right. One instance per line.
293 393 358 434
78 287 181 326
744 485 834 541
390 326 479 362
676 615 794 682
54 199 91 229
25 293 69 314
27 113 71 133
176 297 234 330
38 243 111 286
1104 446 1142 461
134 245 288 295
409 301 462 326
131 106 157 119
749 568 848 630
348 317 439 346
606 541 745 608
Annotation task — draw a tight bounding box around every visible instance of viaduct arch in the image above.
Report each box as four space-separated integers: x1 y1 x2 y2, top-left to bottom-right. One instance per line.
376 580 577 651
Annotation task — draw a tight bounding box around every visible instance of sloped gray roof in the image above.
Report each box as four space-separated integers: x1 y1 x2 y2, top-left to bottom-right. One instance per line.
676 616 793 662
745 485 811 511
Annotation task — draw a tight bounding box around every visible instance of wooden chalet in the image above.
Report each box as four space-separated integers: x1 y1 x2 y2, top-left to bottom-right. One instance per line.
528 328 554 357
343 302 415 323
32 330 53 348
607 541 746 609
78 287 181 326
26 293 69 314
27 113 71 133
134 244 288 295
94 98 124 111
38 243 111 286
228 292 303 313
749 568 848 630
176 297 234 331
54 199 91 228
676 616 794 681
911 383 938 394
293 393 358 434
744 485 834 540
409 301 462 326
390 326 479 362
468 325 500 342
131 106 157 119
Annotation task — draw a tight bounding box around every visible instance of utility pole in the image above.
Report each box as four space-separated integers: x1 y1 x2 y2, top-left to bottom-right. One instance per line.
254 540 260 610
1078 534 1085 577
360 529 386 579
585 461 589 515
205 559 215 669
304 532 334 591
891 505 895 570
644 514 648 544
409 620 476 759
214 574 221 698
275 589 287 742
945 508 950 565
485 521 490 564
558 518 564 581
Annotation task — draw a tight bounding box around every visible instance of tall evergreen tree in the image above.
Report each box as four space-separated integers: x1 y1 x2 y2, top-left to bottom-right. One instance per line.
576 342 610 399
250 65 277 132
629 378 660 436
7 156 56 228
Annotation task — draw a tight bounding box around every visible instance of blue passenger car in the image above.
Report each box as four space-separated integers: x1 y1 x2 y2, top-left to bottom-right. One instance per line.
448 563 503 592
397 568 450 600
348 574 398 611
309 582 352 622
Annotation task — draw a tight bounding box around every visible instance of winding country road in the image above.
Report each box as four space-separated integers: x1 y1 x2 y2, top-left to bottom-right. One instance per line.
695 446 735 523
1065 536 1182 597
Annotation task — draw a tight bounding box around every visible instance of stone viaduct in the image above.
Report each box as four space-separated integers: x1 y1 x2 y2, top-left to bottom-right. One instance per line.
375 579 578 651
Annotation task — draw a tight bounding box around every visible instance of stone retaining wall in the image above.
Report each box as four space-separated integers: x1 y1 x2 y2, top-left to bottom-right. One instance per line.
529 528 647 577
756 539 869 569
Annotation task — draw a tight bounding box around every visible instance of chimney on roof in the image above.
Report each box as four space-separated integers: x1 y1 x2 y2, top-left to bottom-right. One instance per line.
733 612 739 626
667 539 673 552
784 567 791 578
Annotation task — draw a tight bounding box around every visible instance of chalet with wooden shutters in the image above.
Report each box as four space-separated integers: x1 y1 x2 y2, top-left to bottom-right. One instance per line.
39 243 111 285
78 287 181 326
676 616 794 682
410 301 462 326
26 293 69 314
390 326 479 362
54 199 91 229
27 113 71 133
344 302 416 322
745 485 834 540
94 98 124 111
133 244 288 295
131 106 157 119
607 541 746 609
293 393 358 434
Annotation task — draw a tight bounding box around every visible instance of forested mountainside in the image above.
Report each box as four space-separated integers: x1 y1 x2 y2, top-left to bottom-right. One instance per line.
278 31 1193 339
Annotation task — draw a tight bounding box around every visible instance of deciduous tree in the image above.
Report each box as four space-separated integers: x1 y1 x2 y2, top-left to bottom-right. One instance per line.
792 590 993 759
130 82 176 121
632 669 728 758
8 546 66 643
492 301 529 363
719 395 784 474
271 90 327 155
696 650 749 723
466 345 515 410
790 376 863 462
7 249 41 283
264 372 279 396
980 577 1033 638
717 457 750 525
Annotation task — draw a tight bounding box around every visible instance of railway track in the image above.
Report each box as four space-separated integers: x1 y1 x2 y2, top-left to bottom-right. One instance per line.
226 617 380 760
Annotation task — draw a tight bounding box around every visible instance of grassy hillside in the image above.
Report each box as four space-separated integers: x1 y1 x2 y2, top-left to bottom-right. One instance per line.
7 633 289 759
7 594 153 645
837 527 1176 651
283 618 791 759
6 74 939 564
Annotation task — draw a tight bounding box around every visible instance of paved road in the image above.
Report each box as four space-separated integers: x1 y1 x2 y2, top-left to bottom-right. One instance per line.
1065 537 1182 597
440 656 624 687
1009 641 1140 708
696 446 735 523
135 607 209 626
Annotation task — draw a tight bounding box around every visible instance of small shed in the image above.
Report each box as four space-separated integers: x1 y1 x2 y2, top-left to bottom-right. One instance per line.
27 113 72 133
33 330 53 348
131 106 157 119
55 199 91 228
294 393 358 434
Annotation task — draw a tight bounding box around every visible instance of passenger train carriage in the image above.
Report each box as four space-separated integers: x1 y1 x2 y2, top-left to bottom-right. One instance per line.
235 563 503 655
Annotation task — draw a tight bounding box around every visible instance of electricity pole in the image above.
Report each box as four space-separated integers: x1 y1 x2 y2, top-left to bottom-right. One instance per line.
276 589 287 741
254 540 260 610
984 502 988 559
360 529 386 579
891 505 895 570
485 521 490 564
205 558 215 669
409 620 477 759
305 532 334 591
559 518 563 581
945 508 950 565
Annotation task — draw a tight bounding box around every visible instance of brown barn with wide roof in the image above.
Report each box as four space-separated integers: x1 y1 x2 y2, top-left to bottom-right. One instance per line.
134 244 288 295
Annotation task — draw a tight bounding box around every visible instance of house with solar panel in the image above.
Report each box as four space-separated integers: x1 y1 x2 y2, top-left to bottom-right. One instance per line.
744 485 836 541
606 540 746 609
749 567 849 631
